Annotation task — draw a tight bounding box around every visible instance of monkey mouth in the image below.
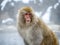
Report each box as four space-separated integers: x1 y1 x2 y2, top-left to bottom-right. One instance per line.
25 17 31 23
26 20 30 22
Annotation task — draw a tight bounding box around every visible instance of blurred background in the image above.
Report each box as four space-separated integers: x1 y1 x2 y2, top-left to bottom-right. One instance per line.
0 0 60 45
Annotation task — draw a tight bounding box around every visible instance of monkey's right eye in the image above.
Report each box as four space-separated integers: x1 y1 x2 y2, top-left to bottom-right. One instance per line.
25 13 28 15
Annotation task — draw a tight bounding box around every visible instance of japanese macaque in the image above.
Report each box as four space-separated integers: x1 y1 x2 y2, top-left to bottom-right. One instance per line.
17 6 59 45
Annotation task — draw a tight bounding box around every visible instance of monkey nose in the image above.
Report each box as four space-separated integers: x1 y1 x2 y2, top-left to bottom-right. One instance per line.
26 15 30 17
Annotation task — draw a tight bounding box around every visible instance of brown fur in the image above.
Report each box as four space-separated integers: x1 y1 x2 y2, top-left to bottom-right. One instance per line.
17 6 59 45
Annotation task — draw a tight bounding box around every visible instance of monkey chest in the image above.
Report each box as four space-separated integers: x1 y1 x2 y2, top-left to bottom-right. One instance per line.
20 29 31 38
19 27 43 44
19 28 33 43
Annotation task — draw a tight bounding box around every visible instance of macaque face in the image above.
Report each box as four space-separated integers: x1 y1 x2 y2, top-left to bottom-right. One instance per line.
23 13 32 24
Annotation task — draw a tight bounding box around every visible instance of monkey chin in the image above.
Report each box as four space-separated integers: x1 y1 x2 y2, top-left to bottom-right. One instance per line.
26 20 30 24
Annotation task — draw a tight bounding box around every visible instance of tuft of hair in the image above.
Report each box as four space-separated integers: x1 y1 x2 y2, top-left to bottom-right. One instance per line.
20 6 33 12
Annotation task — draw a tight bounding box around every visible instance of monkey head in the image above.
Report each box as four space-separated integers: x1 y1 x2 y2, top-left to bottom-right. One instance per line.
18 6 37 26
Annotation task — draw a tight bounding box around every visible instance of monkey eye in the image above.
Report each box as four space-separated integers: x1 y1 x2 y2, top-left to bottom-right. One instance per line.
25 13 31 15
